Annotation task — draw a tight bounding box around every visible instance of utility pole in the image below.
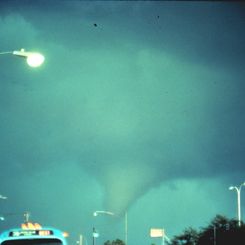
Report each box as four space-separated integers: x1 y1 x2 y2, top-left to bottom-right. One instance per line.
92 227 99 245
92 227 95 245
213 226 216 245
24 211 31 222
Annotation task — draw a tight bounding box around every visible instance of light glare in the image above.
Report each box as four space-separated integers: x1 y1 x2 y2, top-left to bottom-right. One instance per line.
27 53 45 67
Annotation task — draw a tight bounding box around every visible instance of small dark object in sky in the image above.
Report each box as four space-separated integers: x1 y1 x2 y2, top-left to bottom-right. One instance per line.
94 23 97 27
157 15 160 18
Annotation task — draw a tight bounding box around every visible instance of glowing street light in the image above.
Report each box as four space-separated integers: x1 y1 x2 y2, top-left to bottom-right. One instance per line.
93 210 115 217
93 210 128 245
0 48 45 67
0 195 7 200
229 182 245 227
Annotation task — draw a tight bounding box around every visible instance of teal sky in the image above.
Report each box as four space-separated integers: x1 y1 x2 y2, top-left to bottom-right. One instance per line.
0 1 245 245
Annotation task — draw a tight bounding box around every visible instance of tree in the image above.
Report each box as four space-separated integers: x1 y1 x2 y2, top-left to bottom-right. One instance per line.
170 214 245 245
195 214 245 245
104 239 125 245
171 227 199 245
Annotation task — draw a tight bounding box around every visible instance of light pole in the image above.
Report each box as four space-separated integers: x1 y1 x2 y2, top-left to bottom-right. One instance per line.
229 181 245 227
93 210 128 245
0 48 45 67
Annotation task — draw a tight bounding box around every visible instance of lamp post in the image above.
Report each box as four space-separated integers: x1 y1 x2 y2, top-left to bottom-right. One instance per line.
229 181 245 227
93 210 128 245
0 48 45 67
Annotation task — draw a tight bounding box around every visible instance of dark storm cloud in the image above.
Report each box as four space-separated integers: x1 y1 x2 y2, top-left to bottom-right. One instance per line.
2 1 245 71
0 0 245 231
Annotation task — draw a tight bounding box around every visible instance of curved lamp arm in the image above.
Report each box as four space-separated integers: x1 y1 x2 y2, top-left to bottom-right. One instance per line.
1 48 45 67
93 210 115 216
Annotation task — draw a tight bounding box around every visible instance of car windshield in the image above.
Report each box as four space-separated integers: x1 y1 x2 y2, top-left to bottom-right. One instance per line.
1 239 62 245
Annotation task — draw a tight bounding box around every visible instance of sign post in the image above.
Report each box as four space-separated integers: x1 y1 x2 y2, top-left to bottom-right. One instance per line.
150 228 165 245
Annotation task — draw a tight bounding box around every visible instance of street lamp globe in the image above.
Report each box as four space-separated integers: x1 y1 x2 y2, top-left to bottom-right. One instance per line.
12 49 45 67
26 52 45 67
